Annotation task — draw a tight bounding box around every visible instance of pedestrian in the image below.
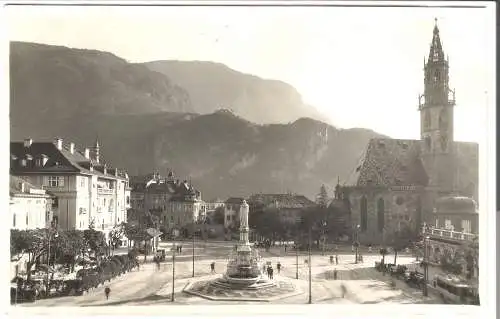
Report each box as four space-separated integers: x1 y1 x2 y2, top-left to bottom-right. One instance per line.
333 269 338 280
277 261 281 274
104 287 111 300
330 255 334 264
263 264 267 274
210 262 216 274
335 255 339 265
269 267 274 280
284 244 287 253
368 244 372 253
340 283 346 298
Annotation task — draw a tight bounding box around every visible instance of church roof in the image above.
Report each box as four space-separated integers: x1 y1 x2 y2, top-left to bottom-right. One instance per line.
346 138 428 187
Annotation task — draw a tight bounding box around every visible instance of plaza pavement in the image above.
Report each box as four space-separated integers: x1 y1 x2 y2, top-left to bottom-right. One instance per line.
17 241 442 308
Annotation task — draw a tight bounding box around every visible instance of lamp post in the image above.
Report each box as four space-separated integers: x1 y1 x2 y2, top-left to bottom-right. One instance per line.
192 219 196 278
171 241 177 302
423 236 430 297
295 241 299 280
308 227 312 304
354 224 360 264
45 228 58 296
321 220 327 256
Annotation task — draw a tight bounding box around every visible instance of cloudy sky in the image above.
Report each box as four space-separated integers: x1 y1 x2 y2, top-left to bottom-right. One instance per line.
6 2 495 143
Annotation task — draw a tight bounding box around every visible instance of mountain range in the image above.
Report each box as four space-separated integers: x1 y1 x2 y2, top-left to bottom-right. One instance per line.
9 41 385 199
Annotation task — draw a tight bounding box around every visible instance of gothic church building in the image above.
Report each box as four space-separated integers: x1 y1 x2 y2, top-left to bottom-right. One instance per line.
341 20 478 244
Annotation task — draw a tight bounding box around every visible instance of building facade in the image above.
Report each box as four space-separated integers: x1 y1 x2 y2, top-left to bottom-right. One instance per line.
247 193 316 225
10 138 130 240
341 21 478 245
224 197 245 229
130 171 204 237
10 175 55 230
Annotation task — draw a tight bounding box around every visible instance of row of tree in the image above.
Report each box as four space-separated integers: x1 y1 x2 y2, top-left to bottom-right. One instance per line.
10 217 160 281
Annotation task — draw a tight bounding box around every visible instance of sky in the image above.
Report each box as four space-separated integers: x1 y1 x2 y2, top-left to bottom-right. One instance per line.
5 2 495 143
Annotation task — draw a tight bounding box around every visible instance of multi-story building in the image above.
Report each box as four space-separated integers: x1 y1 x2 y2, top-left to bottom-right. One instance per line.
247 193 316 225
224 197 245 229
341 20 478 245
130 171 204 237
10 175 55 230
10 137 130 241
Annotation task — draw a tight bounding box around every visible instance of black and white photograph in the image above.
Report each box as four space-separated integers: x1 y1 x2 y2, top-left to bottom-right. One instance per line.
4 1 495 317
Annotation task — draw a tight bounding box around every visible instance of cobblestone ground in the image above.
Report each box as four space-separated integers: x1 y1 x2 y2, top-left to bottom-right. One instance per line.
16 242 442 309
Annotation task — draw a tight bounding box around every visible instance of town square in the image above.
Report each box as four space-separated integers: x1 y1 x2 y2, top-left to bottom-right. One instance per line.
7 1 491 311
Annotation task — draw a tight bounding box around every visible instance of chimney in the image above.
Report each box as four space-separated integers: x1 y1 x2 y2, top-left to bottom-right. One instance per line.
54 138 63 150
70 142 75 154
84 148 90 159
24 138 33 148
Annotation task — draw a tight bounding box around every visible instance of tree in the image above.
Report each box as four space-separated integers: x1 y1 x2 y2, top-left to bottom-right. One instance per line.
10 229 52 281
379 247 388 265
440 250 463 275
83 227 106 261
387 225 417 265
56 230 85 272
317 184 329 208
212 206 225 225
464 236 479 279
109 223 125 251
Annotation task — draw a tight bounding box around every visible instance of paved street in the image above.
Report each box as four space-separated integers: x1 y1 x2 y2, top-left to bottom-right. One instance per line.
18 241 441 308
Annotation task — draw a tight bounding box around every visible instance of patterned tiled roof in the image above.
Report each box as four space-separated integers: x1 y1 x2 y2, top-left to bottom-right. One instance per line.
345 138 478 195
347 138 428 187
10 140 128 180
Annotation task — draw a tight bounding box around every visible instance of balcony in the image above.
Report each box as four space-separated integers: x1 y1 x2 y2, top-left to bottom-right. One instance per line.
97 187 114 195
424 226 477 243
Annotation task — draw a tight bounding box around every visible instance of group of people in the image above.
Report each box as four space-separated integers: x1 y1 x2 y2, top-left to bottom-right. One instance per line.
262 261 281 280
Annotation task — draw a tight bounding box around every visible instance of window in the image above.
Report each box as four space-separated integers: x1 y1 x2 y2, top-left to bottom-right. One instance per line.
445 219 453 230
424 110 431 129
396 196 404 205
377 198 385 232
461 220 471 233
360 196 368 231
126 196 130 205
48 176 64 187
425 136 431 151
80 176 86 188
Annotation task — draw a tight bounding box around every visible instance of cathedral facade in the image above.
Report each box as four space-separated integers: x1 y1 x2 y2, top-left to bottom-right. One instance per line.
341 20 478 245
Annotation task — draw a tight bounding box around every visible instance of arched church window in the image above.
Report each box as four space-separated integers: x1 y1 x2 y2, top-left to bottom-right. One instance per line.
425 136 431 151
440 134 448 152
424 110 431 129
360 196 368 232
377 198 385 233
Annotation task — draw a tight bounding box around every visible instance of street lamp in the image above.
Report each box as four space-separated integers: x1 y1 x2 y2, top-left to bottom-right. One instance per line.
171 241 177 302
321 221 327 256
308 227 312 304
192 218 197 278
45 229 58 296
354 224 360 264
423 236 430 297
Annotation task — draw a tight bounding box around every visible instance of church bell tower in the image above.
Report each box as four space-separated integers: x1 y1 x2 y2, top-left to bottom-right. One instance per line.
419 19 455 192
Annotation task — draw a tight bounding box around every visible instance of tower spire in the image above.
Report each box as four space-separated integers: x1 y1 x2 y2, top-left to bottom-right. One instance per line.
428 17 444 63
94 136 100 164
